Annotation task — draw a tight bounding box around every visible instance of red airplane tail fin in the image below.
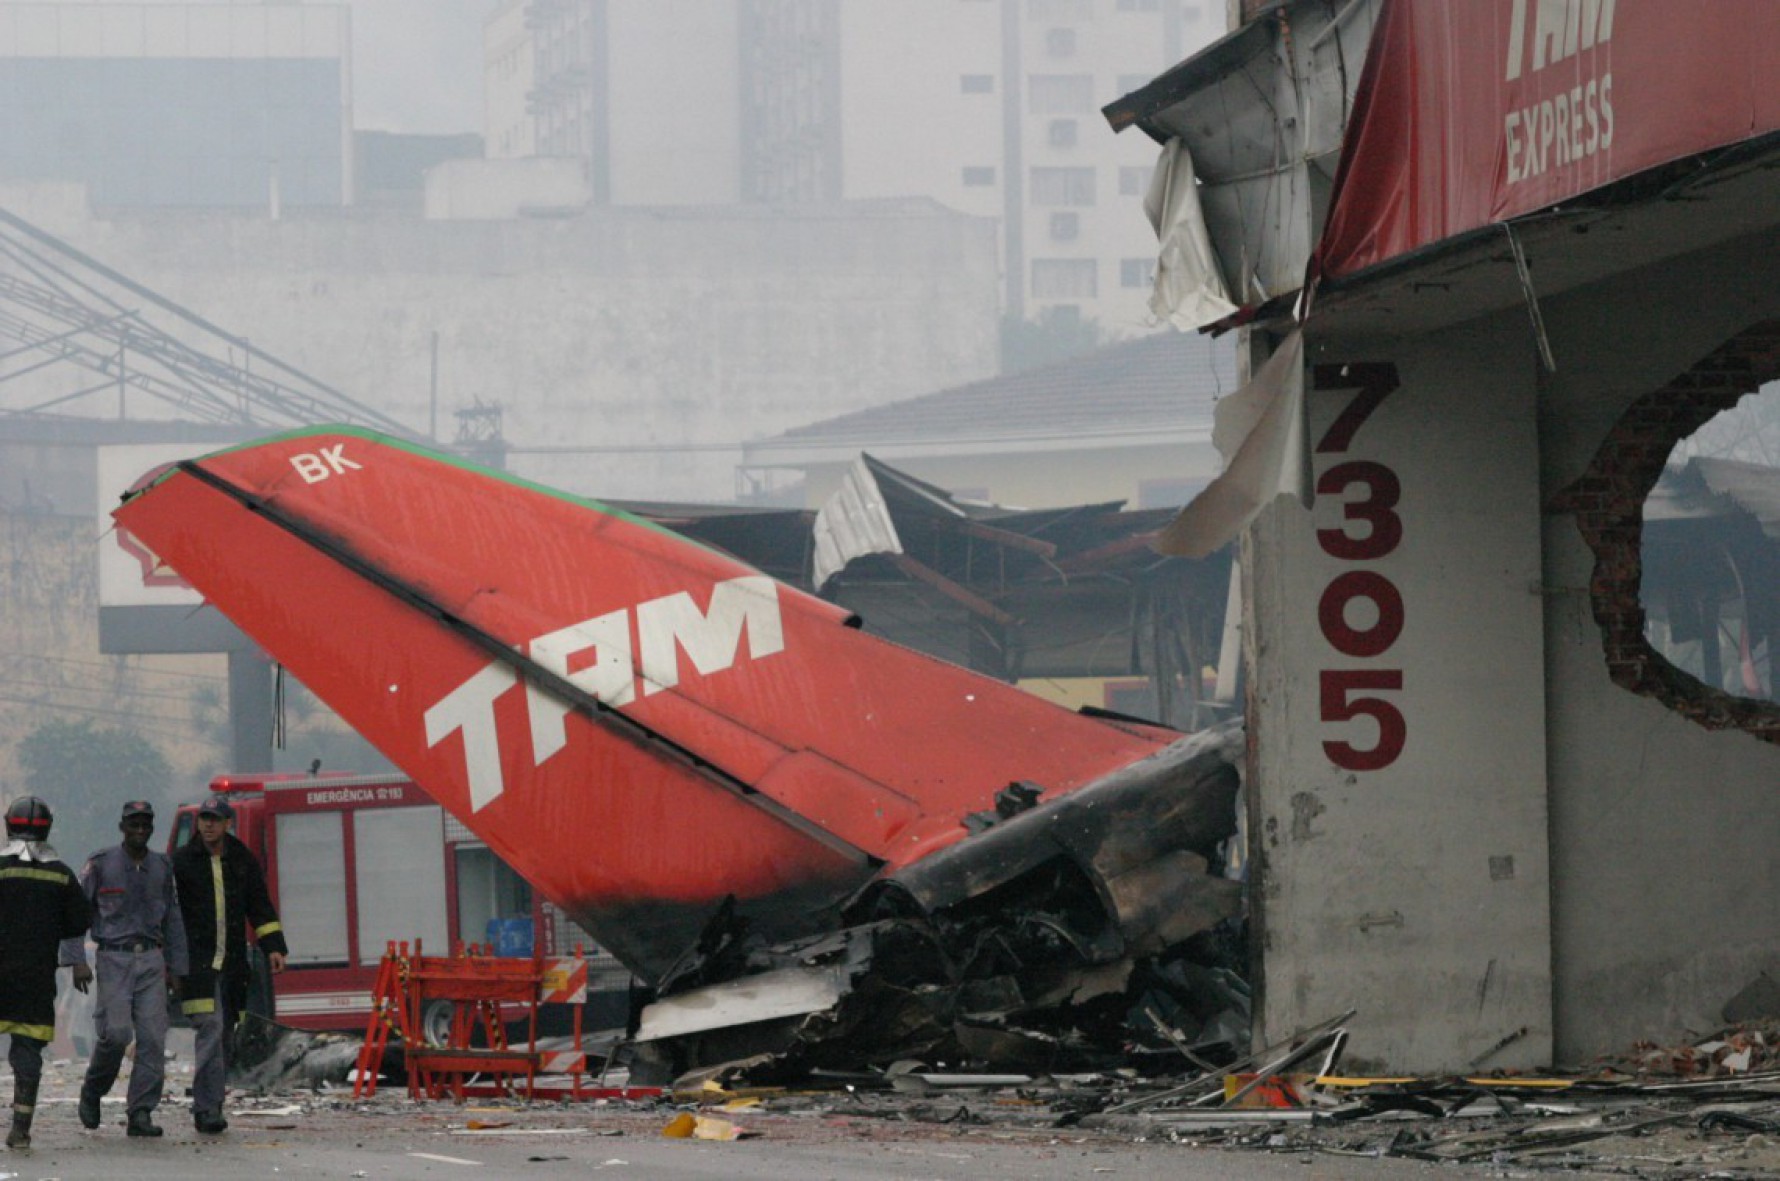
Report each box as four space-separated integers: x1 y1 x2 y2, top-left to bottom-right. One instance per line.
116 428 1178 981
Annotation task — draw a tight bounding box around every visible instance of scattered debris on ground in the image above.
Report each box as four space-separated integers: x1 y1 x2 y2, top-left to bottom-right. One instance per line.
29 1009 1780 1175
230 1012 362 1091
602 1015 1780 1175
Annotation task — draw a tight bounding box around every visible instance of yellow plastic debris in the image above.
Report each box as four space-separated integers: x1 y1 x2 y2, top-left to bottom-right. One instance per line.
662 1112 753 1140
692 1115 749 1141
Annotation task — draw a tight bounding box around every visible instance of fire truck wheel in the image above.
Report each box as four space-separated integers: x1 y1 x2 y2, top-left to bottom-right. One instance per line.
420 999 455 1047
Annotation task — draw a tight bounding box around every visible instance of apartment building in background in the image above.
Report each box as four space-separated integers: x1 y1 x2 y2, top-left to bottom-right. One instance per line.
484 0 1222 335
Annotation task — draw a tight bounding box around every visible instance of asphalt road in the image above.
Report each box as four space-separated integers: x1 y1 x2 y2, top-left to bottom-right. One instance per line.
4 1036 1450 1181
9 1105 1449 1181
25 1030 1768 1179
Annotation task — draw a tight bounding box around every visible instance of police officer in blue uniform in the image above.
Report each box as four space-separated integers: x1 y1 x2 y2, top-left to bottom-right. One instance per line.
0 796 90 1149
61 801 188 1138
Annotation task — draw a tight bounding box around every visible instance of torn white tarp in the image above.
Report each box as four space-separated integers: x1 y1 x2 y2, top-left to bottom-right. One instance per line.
812 455 903 590
1155 330 1308 558
1144 137 1239 332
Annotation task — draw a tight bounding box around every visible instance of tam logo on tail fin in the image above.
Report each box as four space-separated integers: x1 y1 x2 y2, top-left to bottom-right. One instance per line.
424 575 785 810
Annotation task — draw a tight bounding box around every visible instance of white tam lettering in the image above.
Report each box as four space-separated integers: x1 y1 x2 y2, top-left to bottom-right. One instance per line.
636 576 784 696
525 608 635 762
424 662 517 811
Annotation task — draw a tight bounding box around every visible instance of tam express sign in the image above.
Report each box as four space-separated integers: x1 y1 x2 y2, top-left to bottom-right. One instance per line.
1315 0 1780 279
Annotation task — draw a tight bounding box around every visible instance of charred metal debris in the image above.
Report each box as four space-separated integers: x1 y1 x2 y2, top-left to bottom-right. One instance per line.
626 721 1250 1086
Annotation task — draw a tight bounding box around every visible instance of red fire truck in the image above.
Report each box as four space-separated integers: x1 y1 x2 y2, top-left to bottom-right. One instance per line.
168 770 633 1039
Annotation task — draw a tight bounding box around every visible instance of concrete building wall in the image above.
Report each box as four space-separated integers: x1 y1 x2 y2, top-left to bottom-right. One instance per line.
1538 230 1780 1062
424 157 589 220
837 1 1004 220
1249 317 1553 1073
9 192 1001 504
1248 226 1780 1071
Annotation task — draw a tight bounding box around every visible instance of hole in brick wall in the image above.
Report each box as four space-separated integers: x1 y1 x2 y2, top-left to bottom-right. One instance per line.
1551 321 1780 743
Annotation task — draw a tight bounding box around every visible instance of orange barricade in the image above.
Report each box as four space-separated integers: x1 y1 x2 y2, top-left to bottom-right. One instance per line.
354 939 649 1102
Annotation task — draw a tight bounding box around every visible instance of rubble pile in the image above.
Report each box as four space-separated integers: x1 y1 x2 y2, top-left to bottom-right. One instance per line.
1600 1020 1780 1081
610 1013 1780 1176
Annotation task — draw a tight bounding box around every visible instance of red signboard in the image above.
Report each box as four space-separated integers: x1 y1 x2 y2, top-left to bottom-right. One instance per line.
1314 0 1780 281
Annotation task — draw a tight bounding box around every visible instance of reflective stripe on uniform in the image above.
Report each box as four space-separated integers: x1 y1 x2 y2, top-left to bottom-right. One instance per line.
211 855 226 971
182 997 217 1017
0 866 69 885
254 921 282 938
0 1019 54 1040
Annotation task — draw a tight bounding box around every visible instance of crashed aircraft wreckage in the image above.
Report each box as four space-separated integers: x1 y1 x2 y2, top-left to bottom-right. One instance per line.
114 428 1245 1081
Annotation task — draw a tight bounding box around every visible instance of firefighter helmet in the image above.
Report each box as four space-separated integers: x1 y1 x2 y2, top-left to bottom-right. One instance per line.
4 796 53 841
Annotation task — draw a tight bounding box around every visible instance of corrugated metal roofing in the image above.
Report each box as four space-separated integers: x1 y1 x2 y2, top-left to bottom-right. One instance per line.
750 329 1235 452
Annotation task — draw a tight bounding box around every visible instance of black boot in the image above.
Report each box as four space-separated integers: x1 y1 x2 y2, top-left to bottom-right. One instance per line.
125 1109 163 1138
194 1110 228 1135
9 1080 37 1149
76 1083 100 1130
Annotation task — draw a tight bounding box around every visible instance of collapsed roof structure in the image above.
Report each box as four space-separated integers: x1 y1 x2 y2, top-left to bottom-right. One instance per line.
643 453 1235 732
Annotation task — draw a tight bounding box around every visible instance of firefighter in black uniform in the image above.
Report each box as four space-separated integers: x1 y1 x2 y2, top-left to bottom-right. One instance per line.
0 796 91 1150
171 794 287 1134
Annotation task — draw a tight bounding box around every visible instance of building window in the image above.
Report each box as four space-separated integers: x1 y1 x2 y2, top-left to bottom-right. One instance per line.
1047 118 1078 148
1116 0 1161 10
1116 73 1153 97
1028 74 1094 113
1119 164 1156 196
1045 27 1077 57
1030 166 1095 206
1120 257 1157 287
1028 0 1091 17
1050 211 1080 241
962 166 997 187
1032 259 1097 298
961 74 994 94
